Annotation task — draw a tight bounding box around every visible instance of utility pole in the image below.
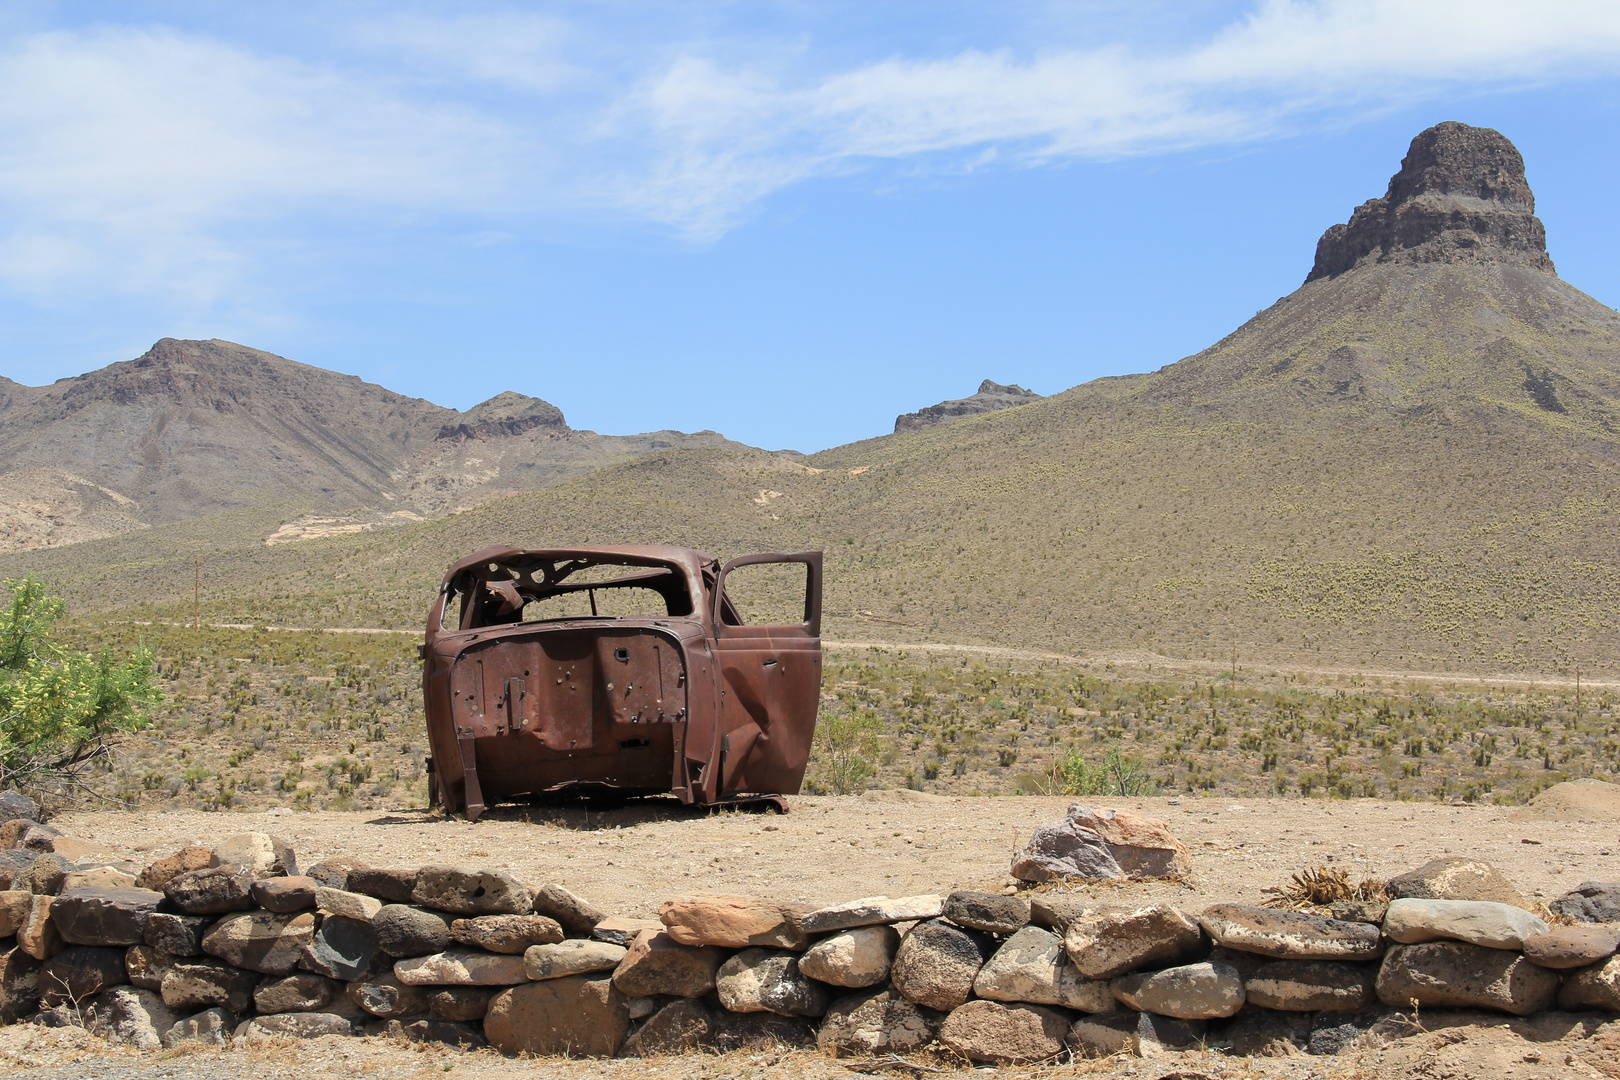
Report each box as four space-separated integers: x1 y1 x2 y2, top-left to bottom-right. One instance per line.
194 556 200 631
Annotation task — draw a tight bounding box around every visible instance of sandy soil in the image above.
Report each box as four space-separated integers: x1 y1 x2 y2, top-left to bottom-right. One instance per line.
53 793 1620 917
20 793 1620 1080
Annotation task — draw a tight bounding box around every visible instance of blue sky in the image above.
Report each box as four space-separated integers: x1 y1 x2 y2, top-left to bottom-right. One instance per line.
2 2 1619 452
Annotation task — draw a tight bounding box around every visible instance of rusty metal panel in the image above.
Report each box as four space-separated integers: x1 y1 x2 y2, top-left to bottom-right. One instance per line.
421 545 821 820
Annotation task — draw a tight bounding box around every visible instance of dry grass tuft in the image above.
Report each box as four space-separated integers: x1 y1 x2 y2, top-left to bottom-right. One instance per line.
1262 865 1390 910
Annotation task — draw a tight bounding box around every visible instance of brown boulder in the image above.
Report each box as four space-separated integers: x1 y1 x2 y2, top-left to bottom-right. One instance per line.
251 876 318 913
1376 941 1558 1015
1558 955 1620 1012
1522 925 1620 970
890 918 991 1012
658 893 808 949
530 883 606 935
938 1000 1069 1064
200 910 316 975
449 913 564 953
1063 904 1204 980
51 886 165 947
40 945 127 1005
1199 903 1383 961
619 998 714 1056
484 974 630 1057
134 846 211 891
610 929 724 998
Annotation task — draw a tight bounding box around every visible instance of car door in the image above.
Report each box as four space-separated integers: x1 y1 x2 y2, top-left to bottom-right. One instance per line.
708 552 823 798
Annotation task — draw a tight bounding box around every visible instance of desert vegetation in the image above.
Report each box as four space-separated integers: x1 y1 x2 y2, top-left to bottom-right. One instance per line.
40 617 1618 815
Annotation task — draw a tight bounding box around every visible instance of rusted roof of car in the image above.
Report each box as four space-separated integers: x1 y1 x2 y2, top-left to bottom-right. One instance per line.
438 544 718 586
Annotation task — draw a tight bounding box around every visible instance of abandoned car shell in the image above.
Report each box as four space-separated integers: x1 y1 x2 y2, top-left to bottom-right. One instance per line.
421 544 823 819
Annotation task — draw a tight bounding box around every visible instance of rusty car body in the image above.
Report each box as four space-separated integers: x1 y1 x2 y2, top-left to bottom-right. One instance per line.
420 544 823 819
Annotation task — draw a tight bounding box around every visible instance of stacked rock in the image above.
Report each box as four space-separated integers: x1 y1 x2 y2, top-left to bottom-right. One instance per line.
0 806 1618 1062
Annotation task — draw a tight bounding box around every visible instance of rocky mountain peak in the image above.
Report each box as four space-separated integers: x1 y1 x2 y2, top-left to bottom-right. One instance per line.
435 390 568 441
1307 121 1555 282
894 379 1043 433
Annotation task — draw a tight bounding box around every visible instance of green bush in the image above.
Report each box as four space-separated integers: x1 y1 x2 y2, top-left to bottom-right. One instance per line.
1055 742 1156 797
0 577 161 801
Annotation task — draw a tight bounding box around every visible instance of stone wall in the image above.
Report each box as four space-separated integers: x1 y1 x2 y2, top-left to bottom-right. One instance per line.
0 817 1617 1061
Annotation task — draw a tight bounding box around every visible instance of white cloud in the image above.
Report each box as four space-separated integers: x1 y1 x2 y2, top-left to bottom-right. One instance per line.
0 27 517 303
1 2 1619 301
615 0 1620 234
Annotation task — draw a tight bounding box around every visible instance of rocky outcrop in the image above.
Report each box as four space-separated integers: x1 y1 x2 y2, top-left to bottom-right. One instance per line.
894 380 1042 433
1307 121 1555 282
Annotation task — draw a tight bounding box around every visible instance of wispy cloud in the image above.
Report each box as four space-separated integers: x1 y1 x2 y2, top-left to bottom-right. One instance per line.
0 1 1617 303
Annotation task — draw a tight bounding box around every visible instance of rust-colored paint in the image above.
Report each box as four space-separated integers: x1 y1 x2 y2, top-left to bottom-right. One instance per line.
420 544 822 819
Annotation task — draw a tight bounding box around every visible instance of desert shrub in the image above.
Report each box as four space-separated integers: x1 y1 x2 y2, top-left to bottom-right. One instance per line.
0 577 161 802
1054 742 1156 797
809 706 882 795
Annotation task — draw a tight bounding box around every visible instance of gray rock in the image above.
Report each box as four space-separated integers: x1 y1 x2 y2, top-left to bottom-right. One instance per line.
347 866 417 903
1134 1012 1208 1056
161 1006 235 1047
82 986 177 1050
715 948 829 1017
484 974 629 1057
160 958 260 1013
40 946 128 1005
794 894 945 935
944 890 1030 934
1063 904 1205 979
24 853 72 896
1376 941 1558 1015
0 791 39 821
620 998 713 1056
253 972 340 1013
1382 898 1548 950
0 850 40 891
530 883 606 935
201 910 315 975
50 887 165 947
1244 960 1377 1012
938 999 1070 1064
1557 955 1620 1012
798 925 898 988
817 988 946 1056
394 947 528 986
450 913 564 953
525 939 627 980
236 1011 355 1040
890 918 991 1012
412 865 530 916
591 917 663 946
973 926 1113 1011
60 867 136 891
301 915 383 981
1011 804 1190 882
373 904 455 957
1199 903 1383 961
164 867 256 915
346 973 431 1019
1111 960 1245 1020
610 929 724 999
1386 857 1527 907
142 912 210 956
426 985 496 1021
1549 881 1620 924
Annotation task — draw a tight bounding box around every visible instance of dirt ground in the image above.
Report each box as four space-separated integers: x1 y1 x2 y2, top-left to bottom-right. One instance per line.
51 792 1620 915
17 792 1620 1080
